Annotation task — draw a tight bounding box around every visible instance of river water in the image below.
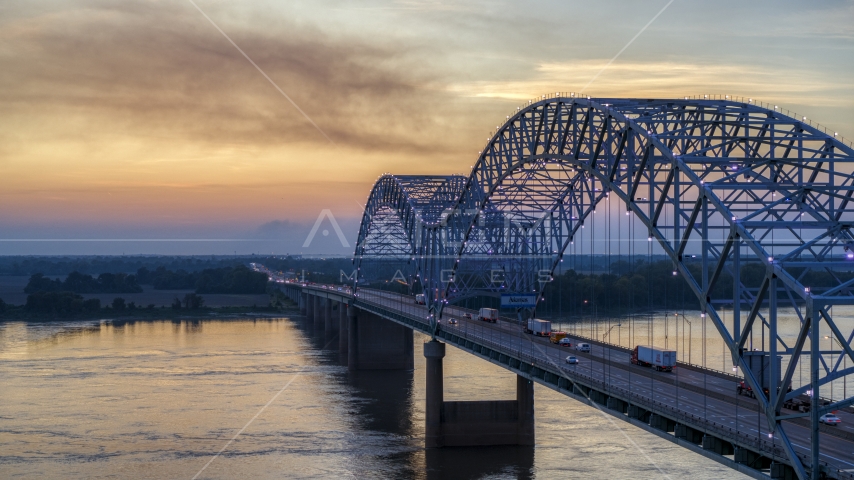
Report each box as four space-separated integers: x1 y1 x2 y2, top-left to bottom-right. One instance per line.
544 306 854 401
0 317 747 479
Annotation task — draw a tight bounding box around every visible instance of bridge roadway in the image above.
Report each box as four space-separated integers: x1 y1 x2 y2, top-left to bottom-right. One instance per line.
307 285 854 479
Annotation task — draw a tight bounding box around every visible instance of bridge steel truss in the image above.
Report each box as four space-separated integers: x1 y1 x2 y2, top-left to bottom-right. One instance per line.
353 96 854 479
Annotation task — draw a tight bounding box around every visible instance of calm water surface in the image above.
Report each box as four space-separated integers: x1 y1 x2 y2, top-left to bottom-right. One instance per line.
0 317 747 479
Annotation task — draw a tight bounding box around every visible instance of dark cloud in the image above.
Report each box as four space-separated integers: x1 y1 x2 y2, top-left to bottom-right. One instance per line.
0 0 472 153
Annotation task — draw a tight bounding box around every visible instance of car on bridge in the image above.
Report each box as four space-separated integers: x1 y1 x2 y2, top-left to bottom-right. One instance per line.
565 356 578 365
575 343 591 353
820 413 841 426
448 318 458 325
558 338 572 347
462 313 472 319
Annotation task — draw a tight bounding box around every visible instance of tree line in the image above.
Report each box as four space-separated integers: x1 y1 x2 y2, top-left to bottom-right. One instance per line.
537 259 854 315
22 265 268 296
0 255 353 277
135 265 268 293
19 292 208 317
25 272 143 294
7 265 269 318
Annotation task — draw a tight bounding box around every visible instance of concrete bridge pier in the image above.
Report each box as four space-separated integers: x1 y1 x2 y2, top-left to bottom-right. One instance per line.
299 292 306 315
312 296 320 329
322 298 333 334
424 340 534 448
317 297 327 332
734 447 771 470
339 302 349 363
770 461 797 479
305 293 314 322
347 308 413 371
702 434 734 455
675 424 704 444
649 413 676 433
325 300 340 342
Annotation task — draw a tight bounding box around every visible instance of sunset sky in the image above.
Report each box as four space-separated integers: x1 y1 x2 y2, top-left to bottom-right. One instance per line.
2 0 853 255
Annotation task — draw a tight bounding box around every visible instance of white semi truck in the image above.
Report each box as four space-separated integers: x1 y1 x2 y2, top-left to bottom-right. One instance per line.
631 345 677 372
525 319 551 336
477 308 499 323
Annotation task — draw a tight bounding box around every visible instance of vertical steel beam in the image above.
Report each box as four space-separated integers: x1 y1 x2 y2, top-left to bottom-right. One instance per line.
810 304 820 480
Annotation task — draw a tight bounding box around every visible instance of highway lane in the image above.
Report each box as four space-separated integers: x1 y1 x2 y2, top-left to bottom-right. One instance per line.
349 287 854 476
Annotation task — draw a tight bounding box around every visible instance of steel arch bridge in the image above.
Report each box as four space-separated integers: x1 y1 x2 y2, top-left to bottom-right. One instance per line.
352 96 854 479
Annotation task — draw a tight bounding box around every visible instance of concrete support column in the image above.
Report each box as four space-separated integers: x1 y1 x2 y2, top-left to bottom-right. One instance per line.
702 434 734 455
348 310 413 370
313 296 322 327
675 424 704 444
424 340 445 448
299 292 307 315
323 298 333 333
423 340 534 448
347 308 358 370
305 294 314 320
606 396 627 414
324 299 344 342
516 375 535 445
649 413 675 433
734 447 771 469
339 302 349 363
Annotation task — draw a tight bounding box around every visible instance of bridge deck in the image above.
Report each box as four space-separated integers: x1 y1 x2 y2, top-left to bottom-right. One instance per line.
303 285 854 479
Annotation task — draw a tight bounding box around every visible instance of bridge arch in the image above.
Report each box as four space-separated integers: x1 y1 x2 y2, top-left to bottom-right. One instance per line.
353 174 466 288
352 96 854 478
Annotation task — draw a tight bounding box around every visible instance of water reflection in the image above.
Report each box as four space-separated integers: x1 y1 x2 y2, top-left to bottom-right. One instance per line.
425 446 534 480
348 370 415 435
0 318 747 479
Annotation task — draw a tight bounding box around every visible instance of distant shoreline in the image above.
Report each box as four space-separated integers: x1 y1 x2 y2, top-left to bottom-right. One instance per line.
0 306 302 323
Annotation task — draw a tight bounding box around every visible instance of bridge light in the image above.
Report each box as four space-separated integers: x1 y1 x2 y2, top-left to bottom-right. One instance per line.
805 287 810 293
768 256 774 262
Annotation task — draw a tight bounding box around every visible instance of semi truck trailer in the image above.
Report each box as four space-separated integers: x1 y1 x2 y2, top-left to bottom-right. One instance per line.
631 345 676 372
477 308 499 323
525 319 551 336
